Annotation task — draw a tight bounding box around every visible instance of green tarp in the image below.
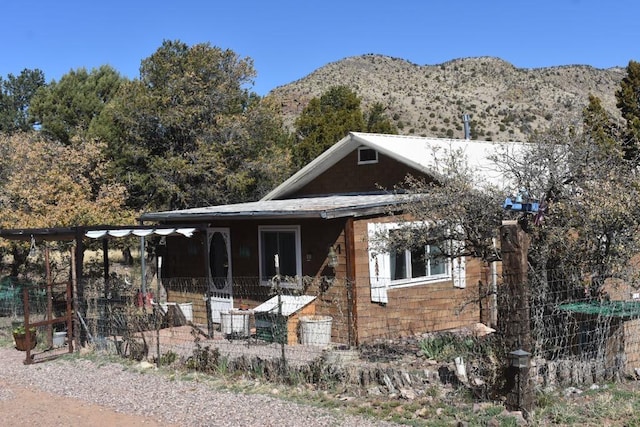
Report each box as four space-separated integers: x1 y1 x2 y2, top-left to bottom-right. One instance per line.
558 301 640 318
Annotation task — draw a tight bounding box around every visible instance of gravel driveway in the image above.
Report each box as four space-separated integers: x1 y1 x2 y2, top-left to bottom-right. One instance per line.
0 347 400 426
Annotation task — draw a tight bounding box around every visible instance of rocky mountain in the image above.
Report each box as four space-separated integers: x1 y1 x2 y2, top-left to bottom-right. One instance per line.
268 54 627 142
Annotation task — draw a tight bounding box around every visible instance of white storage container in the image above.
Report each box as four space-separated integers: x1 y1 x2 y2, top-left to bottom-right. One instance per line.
220 310 250 337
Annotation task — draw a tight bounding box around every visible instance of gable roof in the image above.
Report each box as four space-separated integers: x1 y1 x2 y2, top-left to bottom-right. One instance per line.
262 132 525 200
0 225 201 242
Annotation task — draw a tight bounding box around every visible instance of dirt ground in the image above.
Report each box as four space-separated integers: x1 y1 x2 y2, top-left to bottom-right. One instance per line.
0 379 174 427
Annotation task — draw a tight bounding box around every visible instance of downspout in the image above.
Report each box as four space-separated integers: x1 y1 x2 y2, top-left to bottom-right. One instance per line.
74 227 85 347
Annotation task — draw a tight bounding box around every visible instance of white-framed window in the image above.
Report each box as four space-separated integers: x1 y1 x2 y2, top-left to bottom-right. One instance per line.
258 225 302 288
389 229 448 283
358 147 378 165
368 222 465 304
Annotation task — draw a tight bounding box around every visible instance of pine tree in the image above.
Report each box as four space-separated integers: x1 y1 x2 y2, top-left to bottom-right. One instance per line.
93 40 290 211
29 65 123 144
0 69 45 134
582 94 620 152
292 86 365 169
615 60 640 161
366 102 397 134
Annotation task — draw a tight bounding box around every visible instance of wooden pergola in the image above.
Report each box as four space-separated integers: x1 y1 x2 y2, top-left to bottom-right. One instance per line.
0 225 201 363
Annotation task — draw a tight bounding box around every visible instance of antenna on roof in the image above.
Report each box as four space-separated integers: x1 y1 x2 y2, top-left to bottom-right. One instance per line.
462 114 471 140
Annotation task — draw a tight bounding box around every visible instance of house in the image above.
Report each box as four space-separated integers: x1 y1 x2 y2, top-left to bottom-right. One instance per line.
140 132 520 345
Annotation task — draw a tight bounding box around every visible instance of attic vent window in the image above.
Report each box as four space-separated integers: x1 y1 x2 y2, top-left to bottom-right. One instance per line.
358 147 378 165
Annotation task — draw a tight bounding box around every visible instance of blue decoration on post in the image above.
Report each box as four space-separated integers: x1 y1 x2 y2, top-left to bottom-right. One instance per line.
503 189 539 213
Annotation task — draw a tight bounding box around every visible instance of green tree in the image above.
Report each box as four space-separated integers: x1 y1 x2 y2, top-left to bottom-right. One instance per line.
0 69 45 133
365 102 397 134
96 40 291 212
29 65 124 144
212 95 294 203
582 94 623 163
292 86 365 169
0 132 135 274
615 60 640 161
0 132 134 228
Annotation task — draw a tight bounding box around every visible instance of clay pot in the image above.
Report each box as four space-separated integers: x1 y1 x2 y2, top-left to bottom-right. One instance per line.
13 329 37 351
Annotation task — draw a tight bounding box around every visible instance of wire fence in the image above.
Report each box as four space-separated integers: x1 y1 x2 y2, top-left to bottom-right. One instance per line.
2 268 640 397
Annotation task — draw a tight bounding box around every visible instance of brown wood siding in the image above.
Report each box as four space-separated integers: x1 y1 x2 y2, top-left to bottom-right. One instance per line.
289 151 434 197
159 211 490 345
351 217 483 343
166 290 207 324
624 319 640 375
344 217 357 346
163 219 348 281
160 218 352 344
288 303 317 345
298 224 351 344
163 234 207 278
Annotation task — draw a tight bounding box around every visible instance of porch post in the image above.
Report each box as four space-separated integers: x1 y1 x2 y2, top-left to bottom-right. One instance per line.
140 235 146 295
103 238 109 299
499 219 533 416
345 218 357 347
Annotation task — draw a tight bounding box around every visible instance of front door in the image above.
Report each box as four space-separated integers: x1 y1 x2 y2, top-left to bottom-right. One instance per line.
207 228 233 322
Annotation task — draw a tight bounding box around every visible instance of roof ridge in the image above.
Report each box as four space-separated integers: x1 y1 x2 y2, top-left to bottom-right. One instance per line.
351 131 525 145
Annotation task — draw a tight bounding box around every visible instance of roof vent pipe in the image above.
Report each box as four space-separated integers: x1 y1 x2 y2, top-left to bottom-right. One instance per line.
462 114 471 140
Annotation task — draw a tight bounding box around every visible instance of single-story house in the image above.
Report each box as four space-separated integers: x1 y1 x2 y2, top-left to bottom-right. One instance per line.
140 132 520 345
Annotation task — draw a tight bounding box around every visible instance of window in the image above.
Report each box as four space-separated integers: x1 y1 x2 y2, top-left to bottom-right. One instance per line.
358 147 378 164
259 226 302 287
368 222 465 304
390 239 447 282
388 229 449 284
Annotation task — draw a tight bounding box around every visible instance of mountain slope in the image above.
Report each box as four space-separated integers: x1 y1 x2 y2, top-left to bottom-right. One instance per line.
268 54 626 142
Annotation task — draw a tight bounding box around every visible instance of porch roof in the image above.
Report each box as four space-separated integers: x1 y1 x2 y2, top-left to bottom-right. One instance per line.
0 225 202 242
140 193 412 222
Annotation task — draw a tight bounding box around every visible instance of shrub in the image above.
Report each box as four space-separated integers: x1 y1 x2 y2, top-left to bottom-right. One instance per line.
419 333 475 362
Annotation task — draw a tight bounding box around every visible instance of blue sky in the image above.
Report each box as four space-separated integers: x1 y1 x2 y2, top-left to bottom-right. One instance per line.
2 0 639 96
